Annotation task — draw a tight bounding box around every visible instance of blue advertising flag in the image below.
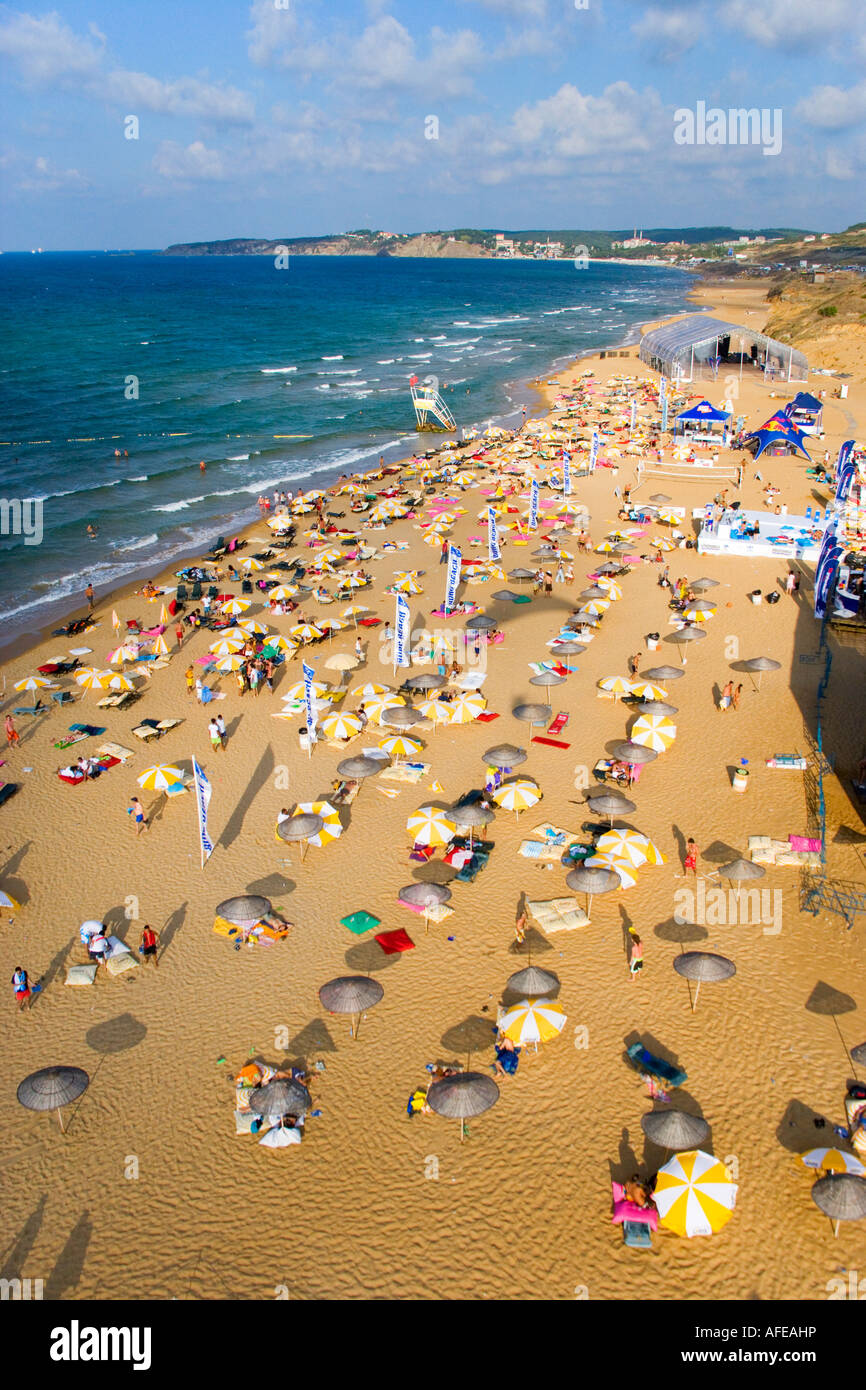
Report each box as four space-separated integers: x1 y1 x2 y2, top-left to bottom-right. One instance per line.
487 507 502 563
302 660 317 751
529 480 539 529
835 440 855 505
588 431 600 473
191 756 214 867
630 398 637 430
562 451 571 497
394 595 410 668
445 544 462 613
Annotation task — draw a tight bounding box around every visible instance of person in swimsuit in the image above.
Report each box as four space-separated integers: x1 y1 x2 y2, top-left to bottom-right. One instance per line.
629 932 644 978
684 838 698 876
140 924 160 968
12 966 32 1012
128 796 148 835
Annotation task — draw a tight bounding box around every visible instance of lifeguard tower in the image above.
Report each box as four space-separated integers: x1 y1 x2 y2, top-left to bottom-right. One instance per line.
410 374 456 432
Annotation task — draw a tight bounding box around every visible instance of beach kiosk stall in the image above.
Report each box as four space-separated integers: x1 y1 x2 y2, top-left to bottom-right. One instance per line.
785 391 824 436
672 399 732 448
699 506 825 562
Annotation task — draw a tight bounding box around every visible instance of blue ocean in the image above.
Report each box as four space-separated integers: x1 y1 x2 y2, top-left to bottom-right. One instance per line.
0 252 693 641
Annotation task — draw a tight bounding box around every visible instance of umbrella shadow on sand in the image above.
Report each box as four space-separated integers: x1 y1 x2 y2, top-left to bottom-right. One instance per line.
806 981 858 1067
410 860 458 886
285 1018 338 1061
654 915 709 946
776 1098 833 1154
508 925 554 957
85 1012 147 1055
441 1015 496 1059
246 872 295 899
700 839 741 866
344 939 400 975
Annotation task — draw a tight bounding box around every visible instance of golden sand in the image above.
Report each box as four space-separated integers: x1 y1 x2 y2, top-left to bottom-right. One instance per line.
1 281 864 1300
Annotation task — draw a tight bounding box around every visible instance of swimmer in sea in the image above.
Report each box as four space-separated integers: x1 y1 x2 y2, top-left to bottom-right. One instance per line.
86 522 98 539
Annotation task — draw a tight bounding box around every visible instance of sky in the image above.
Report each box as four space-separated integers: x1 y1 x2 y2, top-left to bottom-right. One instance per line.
0 0 864 250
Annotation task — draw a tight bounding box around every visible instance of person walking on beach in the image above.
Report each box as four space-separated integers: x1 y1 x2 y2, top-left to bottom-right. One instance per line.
11 966 33 1012
440 538 448 565
208 718 222 753
175 622 185 649
128 796 148 835
720 679 734 712
785 570 796 597
628 931 643 979
85 582 95 612
5 714 19 749
683 838 699 877
194 676 203 703
627 651 641 678
216 713 227 749
140 924 160 968
731 683 743 711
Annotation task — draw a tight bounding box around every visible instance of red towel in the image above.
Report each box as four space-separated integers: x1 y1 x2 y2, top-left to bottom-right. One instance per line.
375 928 415 955
532 736 570 749
477 712 500 723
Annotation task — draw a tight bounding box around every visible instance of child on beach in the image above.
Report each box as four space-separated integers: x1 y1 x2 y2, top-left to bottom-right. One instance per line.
208 718 222 752
12 966 32 1012
128 797 148 835
683 838 699 876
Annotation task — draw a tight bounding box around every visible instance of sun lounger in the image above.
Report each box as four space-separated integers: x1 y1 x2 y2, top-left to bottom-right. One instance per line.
50 690 76 705
626 1042 687 1089
532 736 570 749
548 711 569 735
0 783 20 808
380 762 430 785
526 897 590 931
331 778 360 806
97 690 139 710
13 703 48 717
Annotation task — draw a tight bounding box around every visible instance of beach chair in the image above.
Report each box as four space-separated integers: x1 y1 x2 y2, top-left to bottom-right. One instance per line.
50 690 75 705
241 579 253 595
622 1222 653 1249
13 703 48 717
626 1042 687 1089
206 585 219 599
191 581 203 600
176 584 189 601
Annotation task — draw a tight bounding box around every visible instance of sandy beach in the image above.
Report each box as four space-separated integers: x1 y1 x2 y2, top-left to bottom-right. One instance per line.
2 278 865 1302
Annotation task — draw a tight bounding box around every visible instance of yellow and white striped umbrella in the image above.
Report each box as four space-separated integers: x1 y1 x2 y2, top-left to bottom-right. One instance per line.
137 764 184 791
657 510 681 525
0 889 20 911
290 623 323 643
631 714 677 751
654 1150 737 1238
800 1148 866 1177
215 654 245 672
240 556 264 572
75 668 112 690
342 605 370 622
265 635 298 654
210 637 245 656
267 584 298 601
577 598 609 616
594 540 616 553
318 617 347 634
598 675 634 695
341 572 367 588
406 804 456 846
151 634 170 656
682 605 714 622
108 673 136 692
492 778 541 813
14 675 55 691
268 513 294 530
379 734 423 759
351 681 390 699
321 710 364 741
595 578 623 600
362 693 407 724
159 603 170 625
596 829 666 867
291 501 315 514
585 852 639 888
283 678 330 701
650 537 676 552
453 472 476 486
236 618 269 636
629 680 668 700
418 697 454 726
449 692 487 724
392 575 423 595
499 997 567 1045
294 800 343 847
220 597 250 615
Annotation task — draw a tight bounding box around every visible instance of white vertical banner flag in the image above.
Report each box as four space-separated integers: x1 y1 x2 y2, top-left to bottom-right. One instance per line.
588 430 600 473
445 544 461 613
529 479 539 529
487 507 501 563
630 398 637 430
192 755 214 868
302 660 317 755
394 594 410 669
659 376 667 407
562 450 571 496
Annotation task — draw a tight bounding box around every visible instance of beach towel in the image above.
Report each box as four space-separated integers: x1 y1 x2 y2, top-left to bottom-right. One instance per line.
65 963 98 987
477 712 499 723
789 835 821 853
532 736 570 749
375 928 415 955
341 910 380 936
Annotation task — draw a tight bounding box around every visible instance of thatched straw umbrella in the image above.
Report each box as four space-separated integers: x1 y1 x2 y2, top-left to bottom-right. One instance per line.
217 895 271 928
450 801 494 850
248 1078 311 1119
586 791 636 826
641 1108 710 1152
426 1071 500 1143
529 670 566 708
742 656 781 691
507 965 558 997
611 740 658 766
337 755 383 799
398 881 451 934
482 744 527 770
319 975 384 1039
513 702 551 727
566 865 619 914
644 665 685 681
637 700 678 717
276 812 324 862
405 672 445 692
668 627 706 664
673 951 736 1012
811 1173 866 1237
17 1065 89 1133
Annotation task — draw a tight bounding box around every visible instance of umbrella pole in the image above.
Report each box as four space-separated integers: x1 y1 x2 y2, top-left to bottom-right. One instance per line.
834 1219 840 1238
57 1107 66 1134
692 979 701 1013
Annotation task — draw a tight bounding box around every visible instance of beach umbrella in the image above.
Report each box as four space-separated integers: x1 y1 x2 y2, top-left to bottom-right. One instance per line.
644 665 685 681
529 672 565 708
493 779 541 814
565 864 620 913
654 1150 738 1237
0 889 20 913
499 997 567 1047
742 656 781 691
342 604 370 625
290 622 323 644
649 493 672 504
14 675 56 691
595 540 616 553
238 618 271 637
248 1078 311 1118
392 575 423 595
691 577 719 591
399 881 452 933
465 614 496 631
215 654 245 672
75 669 112 690
294 800 342 847
579 586 607 600
362 694 406 724
506 965 559 996
337 755 383 791
283 678 330 702
801 1148 866 1177
631 714 677 752
550 641 585 664
264 635 298 656
482 744 527 770
380 734 422 761
258 1125 302 1149
449 801 494 849
352 682 390 699
611 740 658 766
210 637 244 656
448 692 487 724
668 627 706 664
509 568 537 582
220 598 250 616
629 681 668 701
597 828 665 867
319 975 384 1039
636 700 678 717
586 792 636 826
405 672 445 692
719 858 765 885
240 557 264 572
426 1072 499 1142
673 951 736 1012
217 894 271 928
418 697 455 727
381 705 431 731
137 764 184 792
267 584 299 602
108 673 136 691
585 852 639 889
650 537 677 552
682 604 715 622
406 805 456 847
514 703 553 726
641 1109 710 1152
598 675 634 696
811 1174 866 1238
596 562 622 576
149 633 171 656
324 652 359 673
17 1066 89 1133
276 811 325 861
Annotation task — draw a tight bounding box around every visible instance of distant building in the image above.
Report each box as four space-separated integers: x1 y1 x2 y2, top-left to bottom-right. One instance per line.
613 229 657 250
494 233 515 256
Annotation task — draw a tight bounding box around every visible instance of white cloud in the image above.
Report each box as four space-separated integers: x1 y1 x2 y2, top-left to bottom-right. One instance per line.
796 81 866 131
0 9 103 81
17 153 90 192
631 8 702 63
103 71 254 124
719 0 862 49
509 82 660 160
152 140 227 181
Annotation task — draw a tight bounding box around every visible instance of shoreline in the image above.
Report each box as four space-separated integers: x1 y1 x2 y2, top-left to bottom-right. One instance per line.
0 292 694 665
